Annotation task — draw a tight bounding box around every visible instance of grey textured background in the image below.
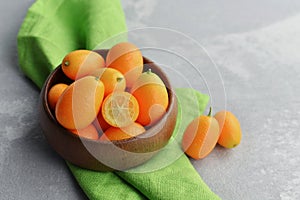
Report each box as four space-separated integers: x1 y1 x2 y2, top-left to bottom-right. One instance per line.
1 0 300 199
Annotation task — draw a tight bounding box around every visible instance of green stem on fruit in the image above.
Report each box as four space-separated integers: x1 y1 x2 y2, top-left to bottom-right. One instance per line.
147 68 152 74
116 77 123 82
64 61 70 66
207 107 212 117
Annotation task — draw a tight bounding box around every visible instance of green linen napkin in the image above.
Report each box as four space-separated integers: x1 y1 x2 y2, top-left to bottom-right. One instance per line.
17 0 220 199
18 0 126 89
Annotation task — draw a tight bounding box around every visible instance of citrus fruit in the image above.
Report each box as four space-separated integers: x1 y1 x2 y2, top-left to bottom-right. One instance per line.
131 69 169 126
101 91 139 128
106 42 143 88
214 111 242 148
62 50 105 80
182 108 220 160
90 68 126 97
99 122 145 141
69 123 99 140
47 83 68 110
55 76 104 130
93 111 111 133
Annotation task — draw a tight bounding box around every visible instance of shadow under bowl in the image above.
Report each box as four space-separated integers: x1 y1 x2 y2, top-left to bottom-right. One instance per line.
39 49 178 171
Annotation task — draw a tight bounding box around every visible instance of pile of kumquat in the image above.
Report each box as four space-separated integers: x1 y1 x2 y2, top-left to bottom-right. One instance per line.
47 42 169 141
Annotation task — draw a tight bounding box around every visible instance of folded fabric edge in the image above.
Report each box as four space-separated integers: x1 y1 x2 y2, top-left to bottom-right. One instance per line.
67 161 147 200
115 155 220 200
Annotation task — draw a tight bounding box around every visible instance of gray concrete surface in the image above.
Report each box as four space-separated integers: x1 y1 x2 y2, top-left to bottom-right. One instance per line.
1 0 300 199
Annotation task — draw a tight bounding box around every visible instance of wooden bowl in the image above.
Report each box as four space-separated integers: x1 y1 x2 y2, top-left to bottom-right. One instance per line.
39 49 178 171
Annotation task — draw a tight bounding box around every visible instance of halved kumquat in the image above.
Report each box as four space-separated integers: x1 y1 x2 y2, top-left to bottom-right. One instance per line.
101 91 139 128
